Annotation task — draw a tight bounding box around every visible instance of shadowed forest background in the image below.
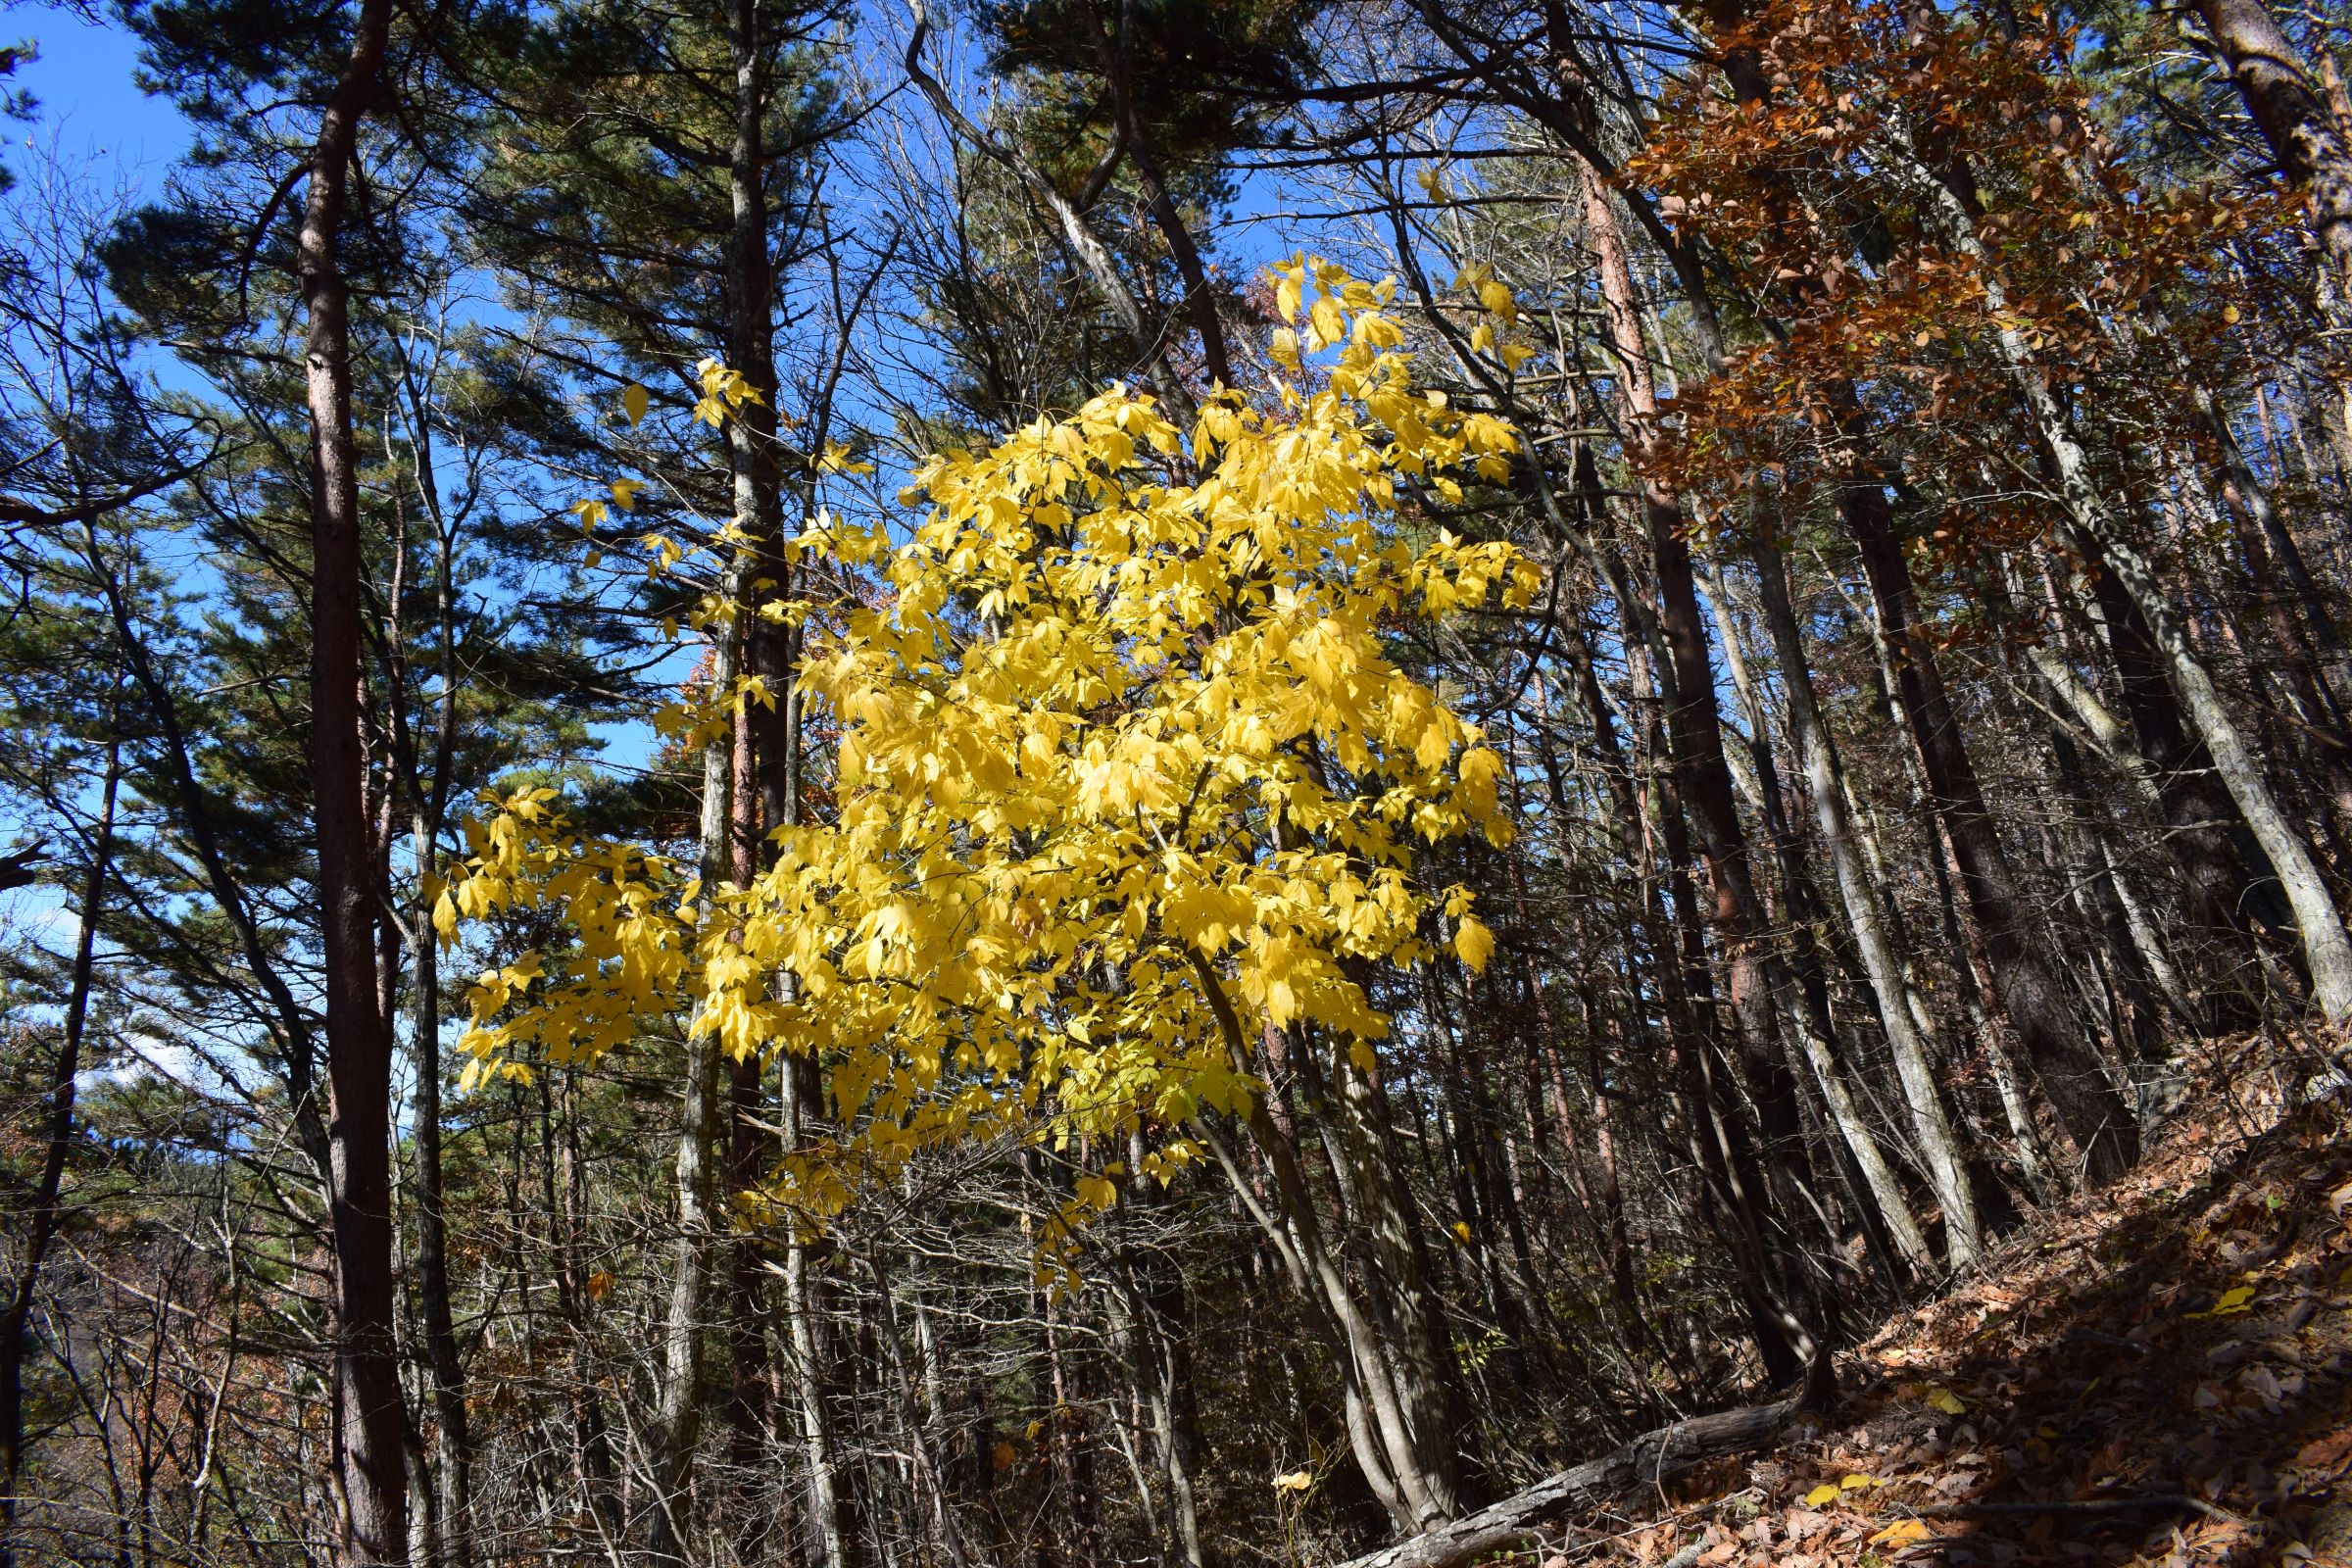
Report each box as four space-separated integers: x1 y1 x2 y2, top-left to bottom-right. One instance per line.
2 0 2352 1560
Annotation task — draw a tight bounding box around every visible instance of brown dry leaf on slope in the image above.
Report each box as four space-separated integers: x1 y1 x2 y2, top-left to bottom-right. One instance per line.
1552 1052 2352 1568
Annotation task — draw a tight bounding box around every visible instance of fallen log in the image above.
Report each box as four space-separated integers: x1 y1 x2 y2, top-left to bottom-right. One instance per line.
1331 1396 1811 1568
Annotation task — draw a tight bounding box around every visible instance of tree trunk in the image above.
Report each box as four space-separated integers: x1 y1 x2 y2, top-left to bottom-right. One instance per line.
1917 162 2352 1023
297 0 408 1555
1748 544 1984 1265
782 1054 848 1568
1313 1018 1464 1507
647 573 744 1566
2082 564 2291 1000
1839 473 2139 1182
1186 952 1450 1530
1121 1129 1206 1568
1331 1393 1821 1568
1607 608 1813 1387
1089 1 1230 387
0 741 118 1568
2186 0 2352 295
398 350 473 1568
724 713 769 1548
1584 169 1828 1347
409 821 471 1568
1699 563 1934 1276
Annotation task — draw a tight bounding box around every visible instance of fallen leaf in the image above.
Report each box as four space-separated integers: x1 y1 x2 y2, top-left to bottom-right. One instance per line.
2295 1430 2352 1472
2187 1285 2257 1319
1788 1510 1833 1543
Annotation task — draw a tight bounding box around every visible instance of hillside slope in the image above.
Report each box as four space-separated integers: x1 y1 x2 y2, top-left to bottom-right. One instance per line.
1348 1055 2352 1568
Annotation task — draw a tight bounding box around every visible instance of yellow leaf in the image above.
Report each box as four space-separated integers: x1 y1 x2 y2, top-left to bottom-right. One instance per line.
1870 1520 1930 1547
1308 295 1346 348
2187 1283 2258 1318
621 382 650 426
819 439 874 475
1803 1484 1840 1507
1274 274 1301 323
1925 1386 1964 1415
1272 1470 1313 1493
1455 916 1494 972
1840 1473 1875 1490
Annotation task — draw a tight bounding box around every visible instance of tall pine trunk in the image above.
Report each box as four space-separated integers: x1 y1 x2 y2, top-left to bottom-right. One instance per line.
1584 168 1827 1368
296 0 408 1555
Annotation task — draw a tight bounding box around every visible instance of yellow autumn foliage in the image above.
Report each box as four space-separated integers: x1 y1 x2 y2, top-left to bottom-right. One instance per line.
435 260 1537 1231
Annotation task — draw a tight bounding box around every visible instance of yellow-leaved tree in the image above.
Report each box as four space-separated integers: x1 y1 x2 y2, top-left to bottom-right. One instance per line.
436 258 1534 1249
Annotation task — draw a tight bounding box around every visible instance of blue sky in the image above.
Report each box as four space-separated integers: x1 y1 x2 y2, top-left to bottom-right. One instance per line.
12 10 189 191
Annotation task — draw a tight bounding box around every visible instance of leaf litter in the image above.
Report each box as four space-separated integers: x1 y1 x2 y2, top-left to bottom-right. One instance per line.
1486 1040 2352 1568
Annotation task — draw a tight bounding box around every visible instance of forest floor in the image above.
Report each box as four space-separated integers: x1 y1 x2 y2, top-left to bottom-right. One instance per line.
1544 1043 2352 1568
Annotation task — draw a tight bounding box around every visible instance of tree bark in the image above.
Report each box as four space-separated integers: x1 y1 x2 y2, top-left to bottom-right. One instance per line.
297 0 407 1555
1120 1128 1207 1568
782 1052 847 1568
1839 475 2139 1183
1584 169 1828 1348
2186 0 2352 294
724 710 769 1546
1749 544 1984 1265
2083 563 2291 974
1699 563 1935 1276
647 570 743 1566
1186 951 1452 1530
1312 1018 1465 1506
1078 0 1232 387
409 819 470 1568
398 358 472 1568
